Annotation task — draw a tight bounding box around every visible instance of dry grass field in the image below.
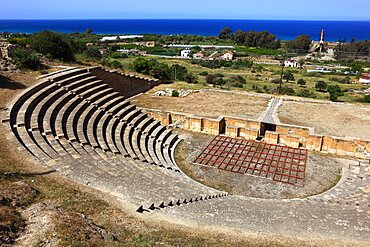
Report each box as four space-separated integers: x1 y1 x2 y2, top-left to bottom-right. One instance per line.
132 89 270 120
278 100 370 139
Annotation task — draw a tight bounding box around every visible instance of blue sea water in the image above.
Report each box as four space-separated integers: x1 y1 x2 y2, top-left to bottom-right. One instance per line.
0 19 369 41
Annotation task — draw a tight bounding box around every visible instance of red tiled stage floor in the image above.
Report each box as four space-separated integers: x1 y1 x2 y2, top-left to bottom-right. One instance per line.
194 135 308 186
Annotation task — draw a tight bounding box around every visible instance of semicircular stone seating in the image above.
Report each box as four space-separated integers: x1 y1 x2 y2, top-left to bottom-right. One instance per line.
6 67 225 211
4 67 370 241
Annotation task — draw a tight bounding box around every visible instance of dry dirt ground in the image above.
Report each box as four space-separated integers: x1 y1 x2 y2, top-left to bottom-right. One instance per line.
132 90 270 120
0 71 367 246
278 100 370 140
174 129 344 199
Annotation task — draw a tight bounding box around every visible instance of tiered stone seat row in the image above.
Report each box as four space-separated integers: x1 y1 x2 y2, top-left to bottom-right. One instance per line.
7 67 222 210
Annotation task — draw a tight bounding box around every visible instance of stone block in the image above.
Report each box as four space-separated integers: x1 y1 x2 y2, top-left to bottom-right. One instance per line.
265 131 278 144
226 126 239 138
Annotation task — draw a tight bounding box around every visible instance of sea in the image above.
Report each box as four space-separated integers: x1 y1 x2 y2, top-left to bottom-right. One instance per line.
0 19 369 41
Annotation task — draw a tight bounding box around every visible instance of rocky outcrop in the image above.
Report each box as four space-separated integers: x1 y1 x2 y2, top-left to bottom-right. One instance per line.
0 42 17 72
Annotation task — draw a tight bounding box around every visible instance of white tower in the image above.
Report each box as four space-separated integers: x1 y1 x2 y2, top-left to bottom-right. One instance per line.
319 28 325 53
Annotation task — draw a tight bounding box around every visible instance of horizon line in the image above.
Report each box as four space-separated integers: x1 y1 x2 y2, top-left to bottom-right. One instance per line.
1 18 370 22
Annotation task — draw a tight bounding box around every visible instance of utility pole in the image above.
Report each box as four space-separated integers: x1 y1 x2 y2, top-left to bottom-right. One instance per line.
278 52 286 94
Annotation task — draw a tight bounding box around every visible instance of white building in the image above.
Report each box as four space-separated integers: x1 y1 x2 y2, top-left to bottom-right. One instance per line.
284 59 300 68
360 74 370 84
221 51 234 61
181 49 192 58
101 35 144 42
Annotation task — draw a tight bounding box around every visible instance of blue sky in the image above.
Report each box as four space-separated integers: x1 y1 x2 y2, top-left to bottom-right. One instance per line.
1 0 370 20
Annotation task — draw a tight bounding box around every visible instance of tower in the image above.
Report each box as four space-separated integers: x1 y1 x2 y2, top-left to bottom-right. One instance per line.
319 28 325 53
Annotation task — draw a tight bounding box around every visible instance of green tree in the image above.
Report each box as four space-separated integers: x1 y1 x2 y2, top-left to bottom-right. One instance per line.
206 74 217 84
315 80 328 92
150 63 171 81
234 30 246 45
85 28 93 34
283 71 295 82
362 95 370 103
183 73 198 84
84 46 102 59
31 31 74 61
219 27 233 39
351 64 364 74
327 84 344 102
171 64 188 81
109 60 122 69
297 78 306 87
286 35 312 53
8 47 41 70
133 58 153 74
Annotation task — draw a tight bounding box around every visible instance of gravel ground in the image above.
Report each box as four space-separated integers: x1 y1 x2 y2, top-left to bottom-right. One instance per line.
175 129 344 199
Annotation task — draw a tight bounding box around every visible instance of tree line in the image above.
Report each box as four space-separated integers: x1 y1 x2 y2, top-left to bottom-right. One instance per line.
219 27 281 49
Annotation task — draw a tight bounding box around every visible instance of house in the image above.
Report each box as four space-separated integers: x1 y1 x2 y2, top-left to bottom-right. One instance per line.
359 73 370 84
284 59 300 68
133 41 156 47
181 49 191 58
221 50 234 61
193 52 205 59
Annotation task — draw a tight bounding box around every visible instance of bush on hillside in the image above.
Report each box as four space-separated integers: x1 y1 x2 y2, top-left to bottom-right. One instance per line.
31 30 74 61
9 47 41 70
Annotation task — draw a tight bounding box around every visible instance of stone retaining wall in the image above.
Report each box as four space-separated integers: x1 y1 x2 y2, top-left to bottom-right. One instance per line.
140 107 370 159
89 67 161 98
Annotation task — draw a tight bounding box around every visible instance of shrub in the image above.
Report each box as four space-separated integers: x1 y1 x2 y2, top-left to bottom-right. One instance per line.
183 73 198 84
252 84 264 93
280 87 296 96
84 46 102 59
31 30 74 61
362 95 370 103
150 63 171 81
206 74 218 84
297 78 306 87
171 64 188 81
330 76 351 84
227 81 244 88
270 78 281 84
227 75 246 88
283 71 295 82
171 90 179 97
327 84 344 102
214 77 226 86
199 71 208 76
9 47 41 70
110 52 128 59
297 89 316 98
109 60 122 69
315 80 328 92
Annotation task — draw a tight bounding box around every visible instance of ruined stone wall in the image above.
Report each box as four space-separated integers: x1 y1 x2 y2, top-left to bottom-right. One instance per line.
89 67 161 98
139 107 370 159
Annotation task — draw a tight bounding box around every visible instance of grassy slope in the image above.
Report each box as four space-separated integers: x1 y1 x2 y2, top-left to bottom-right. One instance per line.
114 56 367 103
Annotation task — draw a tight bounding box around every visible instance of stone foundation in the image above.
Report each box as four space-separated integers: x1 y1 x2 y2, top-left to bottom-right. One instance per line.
139 107 370 159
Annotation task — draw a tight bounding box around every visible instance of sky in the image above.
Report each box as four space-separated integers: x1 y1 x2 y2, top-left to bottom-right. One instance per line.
1 0 370 20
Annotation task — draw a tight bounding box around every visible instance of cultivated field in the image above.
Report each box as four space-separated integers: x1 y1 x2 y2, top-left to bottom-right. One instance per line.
278 100 370 139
